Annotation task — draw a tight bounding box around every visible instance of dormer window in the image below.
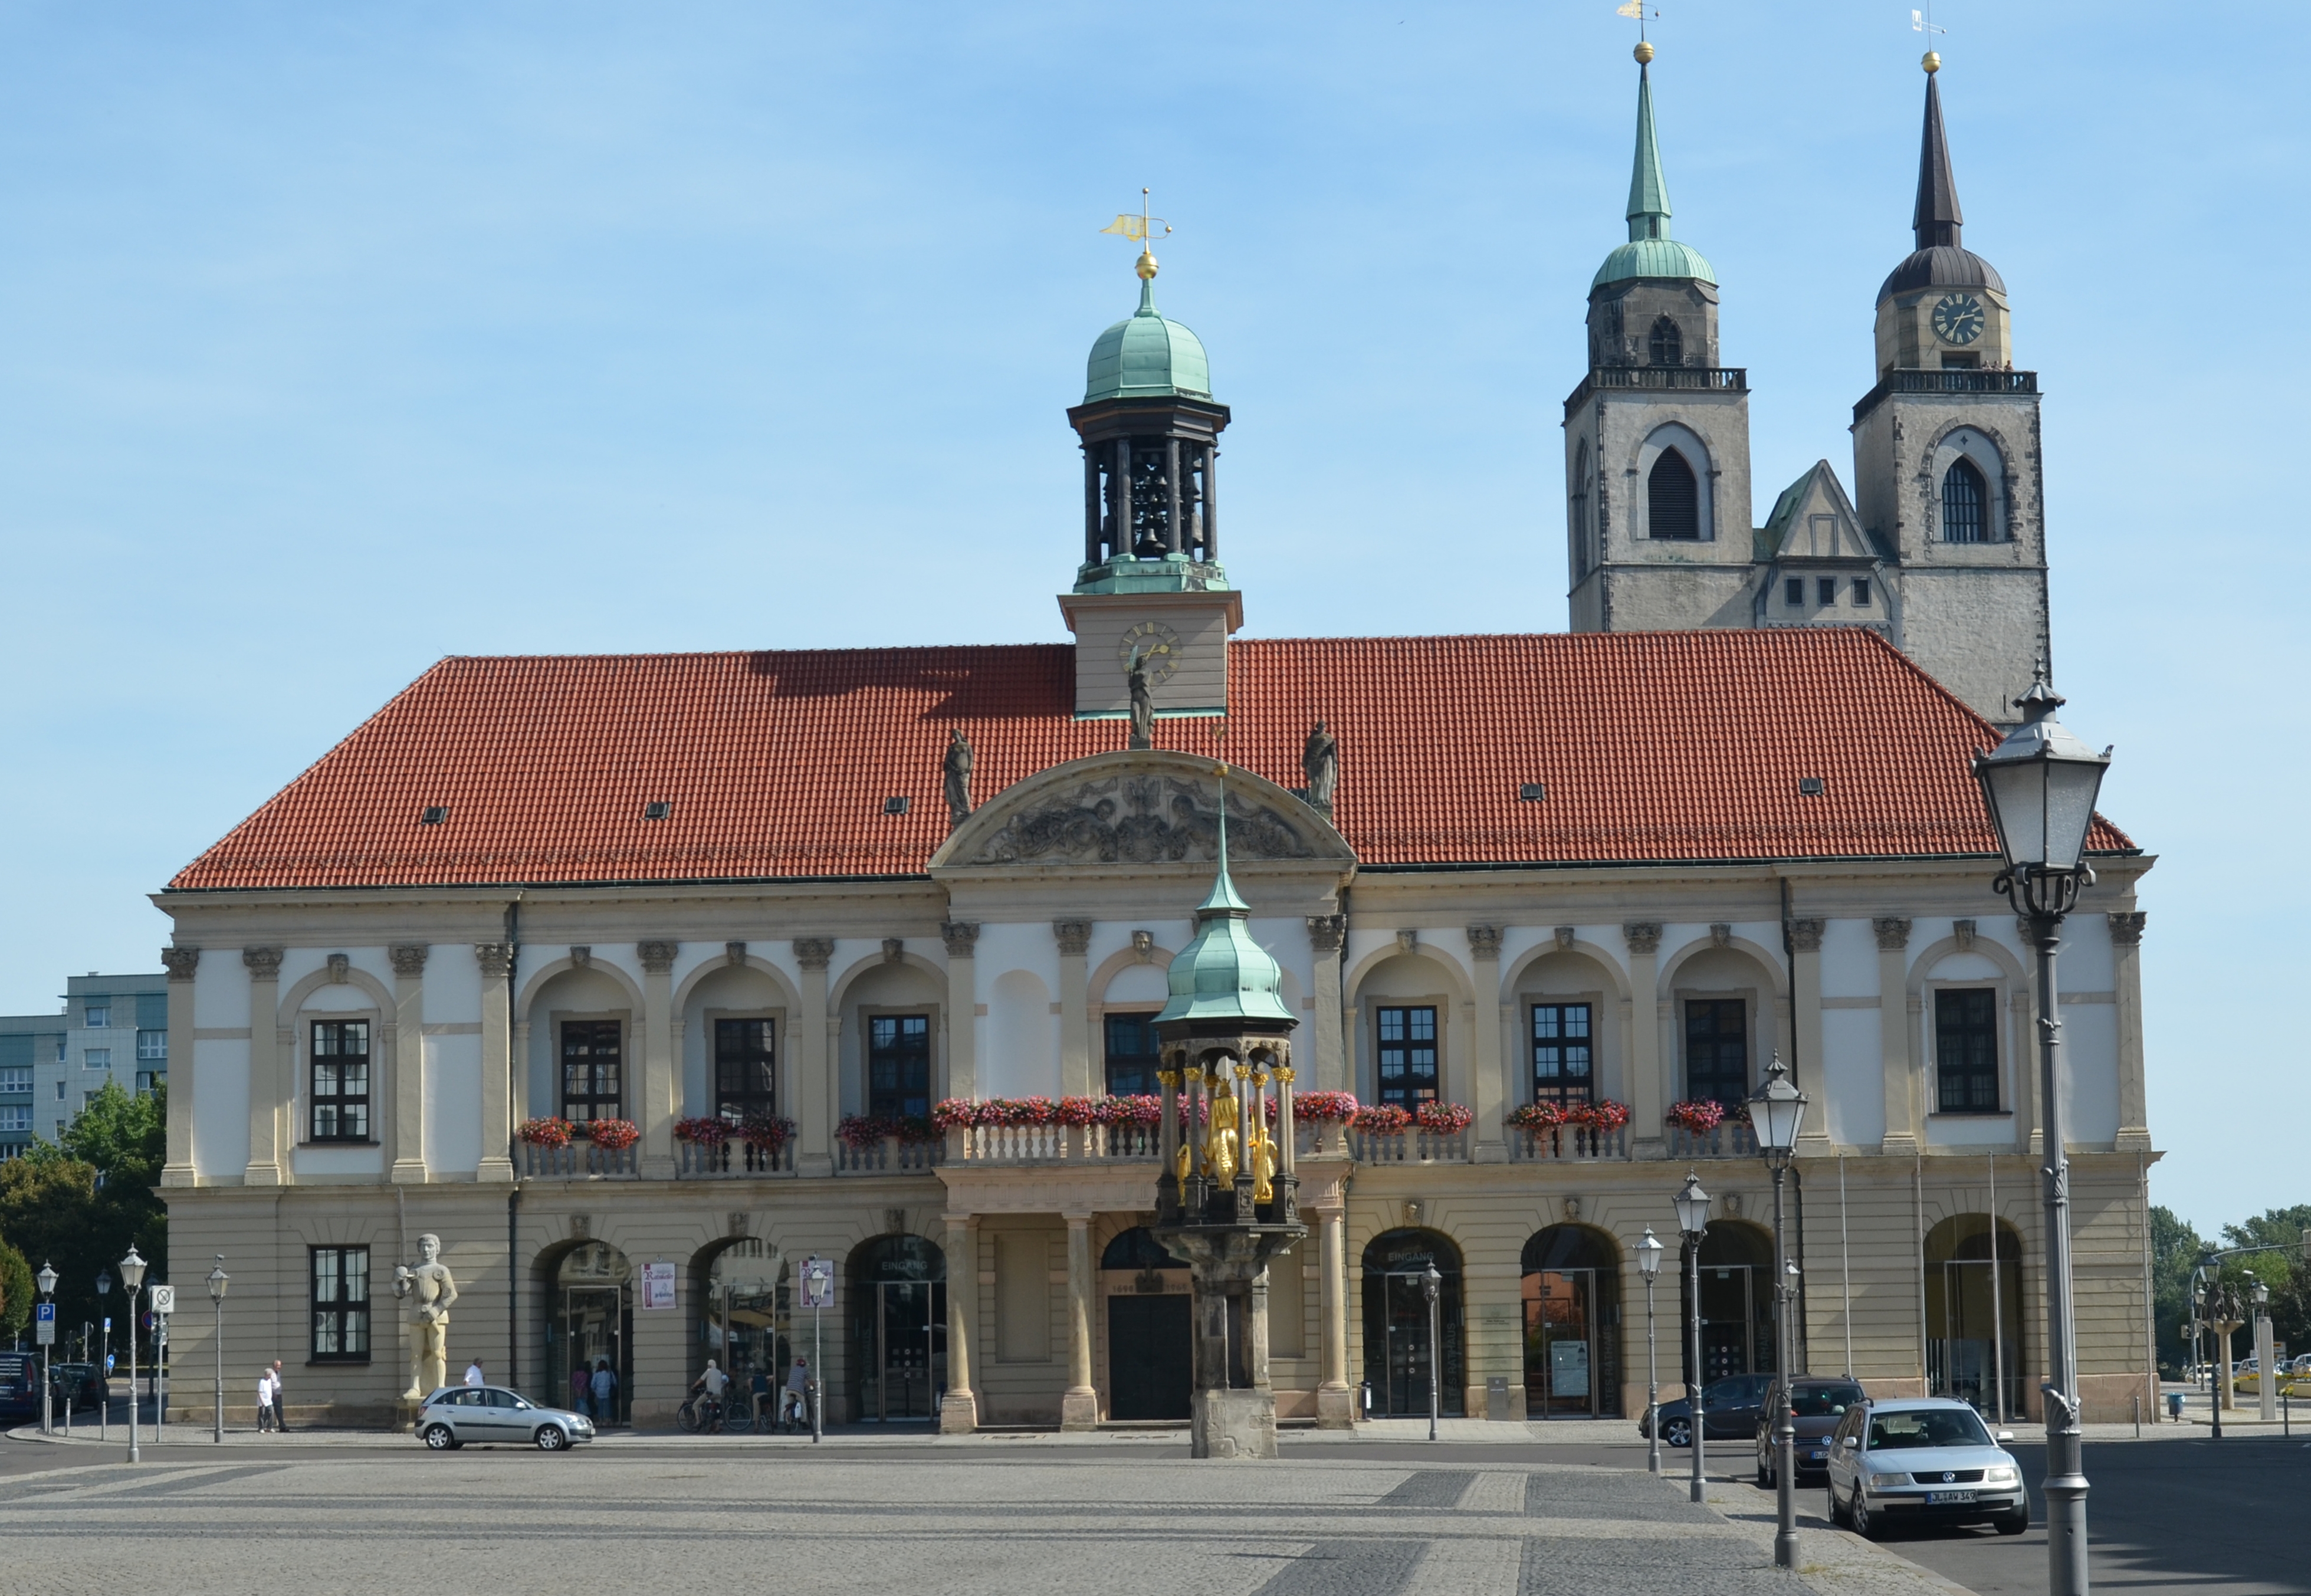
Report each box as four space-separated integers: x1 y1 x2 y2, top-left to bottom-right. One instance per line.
1647 316 1683 368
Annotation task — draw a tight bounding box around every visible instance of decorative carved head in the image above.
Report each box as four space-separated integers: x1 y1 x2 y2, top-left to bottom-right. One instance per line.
570 946 593 969
1131 929 1155 963
882 938 905 964
326 953 351 985
1396 928 1419 955
1554 927 1577 951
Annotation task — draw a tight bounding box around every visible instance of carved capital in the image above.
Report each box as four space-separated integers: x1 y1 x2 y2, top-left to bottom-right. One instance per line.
793 937 836 973
1305 914 1347 955
1465 924 1502 961
474 942 515 980
1873 917 1913 951
242 945 285 981
1621 921 1662 957
2107 911 2146 947
161 947 201 983
1052 920 1092 958
326 953 351 985
1785 918 1824 953
389 944 430 978
638 940 679 975
939 922 979 958
1708 922 1734 948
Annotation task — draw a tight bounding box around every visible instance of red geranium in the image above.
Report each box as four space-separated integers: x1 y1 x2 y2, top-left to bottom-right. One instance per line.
1295 1091 1360 1123
1351 1104 1413 1134
1414 1101 1474 1134
586 1118 641 1152
673 1116 728 1145
1666 1100 1727 1134
518 1116 574 1148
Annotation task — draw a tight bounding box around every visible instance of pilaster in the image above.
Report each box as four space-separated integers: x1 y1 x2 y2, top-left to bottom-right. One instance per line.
1785 918 1833 1151
1306 915 1347 1092
1623 923 1664 1157
159 947 199 1186
388 945 428 1184
794 939 836 1177
2108 913 2151 1151
1466 925 1506 1162
1874 918 1918 1155
1055 921 1092 1098
475 943 516 1182
1061 1211 1098 1430
638 941 679 1177
242 947 284 1184
941 923 979 1102
1315 1203 1354 1428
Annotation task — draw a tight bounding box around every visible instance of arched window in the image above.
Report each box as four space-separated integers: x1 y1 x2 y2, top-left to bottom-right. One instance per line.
1647 448 1700 540
1569 441 1591 579
1648 316 1682 367
1941 457 1988 544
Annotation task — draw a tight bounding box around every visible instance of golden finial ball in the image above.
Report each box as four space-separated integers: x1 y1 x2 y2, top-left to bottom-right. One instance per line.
1136 249 1158 280
1634 40 1654 64
1922 50 1941 73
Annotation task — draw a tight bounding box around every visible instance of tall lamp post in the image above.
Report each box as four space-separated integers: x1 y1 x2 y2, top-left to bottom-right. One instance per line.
35 1262 57 1436
1637 1227 1664 1475
1971 678 2110 1596
1673 1173 1713 1504
96 1268 110 1442
119 1245 146 1464
1422 1262 1442 1443
207 1257 229 1444
1748 1055 1810 1570
2252 1275 2276 1424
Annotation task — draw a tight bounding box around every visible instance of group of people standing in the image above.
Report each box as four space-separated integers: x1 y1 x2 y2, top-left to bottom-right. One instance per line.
569 1356 619 1420
253 1361 289 1433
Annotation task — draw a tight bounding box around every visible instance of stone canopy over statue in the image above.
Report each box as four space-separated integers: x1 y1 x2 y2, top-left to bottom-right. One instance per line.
395 1233 459 1400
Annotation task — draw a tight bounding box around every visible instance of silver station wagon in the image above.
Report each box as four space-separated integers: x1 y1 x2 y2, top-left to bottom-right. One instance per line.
414 1386 596 1451
1824 1397 2027 1538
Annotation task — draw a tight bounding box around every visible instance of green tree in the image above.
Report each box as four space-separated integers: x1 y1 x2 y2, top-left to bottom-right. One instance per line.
2219 1205 2311 1358
0 1234 31 1343
0 1081 169 1342
2150 1206 2207 1375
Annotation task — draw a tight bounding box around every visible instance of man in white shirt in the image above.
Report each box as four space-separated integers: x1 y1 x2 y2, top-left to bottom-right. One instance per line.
464 1359 485 1388
257 1369 276 1434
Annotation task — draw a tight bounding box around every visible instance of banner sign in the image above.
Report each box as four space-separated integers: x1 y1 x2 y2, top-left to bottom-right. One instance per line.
640 1262 676 1309
801 1256 834 1311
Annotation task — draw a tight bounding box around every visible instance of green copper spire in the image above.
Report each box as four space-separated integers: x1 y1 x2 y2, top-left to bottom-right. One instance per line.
1626 64 1672 242
1155 772 1293 1026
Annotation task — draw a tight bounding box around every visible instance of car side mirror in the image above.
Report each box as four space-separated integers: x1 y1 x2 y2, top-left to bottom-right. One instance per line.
1995 1430 2014 1443
1840 1436 1857 1449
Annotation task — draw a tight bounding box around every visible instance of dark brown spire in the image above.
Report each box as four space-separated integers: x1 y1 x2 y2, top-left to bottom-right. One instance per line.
1912 68 1963 249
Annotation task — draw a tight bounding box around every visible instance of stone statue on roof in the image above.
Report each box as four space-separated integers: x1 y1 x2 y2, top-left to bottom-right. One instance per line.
1302 720 1337 816
943 730 973 829
1126 649 1155 751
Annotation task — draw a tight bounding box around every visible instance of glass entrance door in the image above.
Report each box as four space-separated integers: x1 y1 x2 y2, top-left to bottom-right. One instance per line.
1525 1269 1600 1417
855 1280 945 1421
563 1285 627 1424
1932 1260 2021 1417
1699 1266 1763 1382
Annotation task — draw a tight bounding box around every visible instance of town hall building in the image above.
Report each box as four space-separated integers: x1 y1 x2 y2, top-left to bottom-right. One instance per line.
154 50 2156 1434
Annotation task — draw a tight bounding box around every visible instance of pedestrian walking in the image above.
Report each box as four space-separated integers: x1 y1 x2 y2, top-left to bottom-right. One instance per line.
783 1354 810 1434
749 1366 772 1428
464 1359 485 1388
256 1368 277 1433
270 1360 290 1433
570 1361 590 1417
589 1358 617 1423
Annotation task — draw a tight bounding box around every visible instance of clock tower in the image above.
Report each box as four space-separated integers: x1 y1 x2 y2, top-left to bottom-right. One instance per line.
1850 55 2050 727
1058 244 1240 724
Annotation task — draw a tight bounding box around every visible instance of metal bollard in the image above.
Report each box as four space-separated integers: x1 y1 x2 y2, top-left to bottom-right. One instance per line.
2132 1393 2140 1438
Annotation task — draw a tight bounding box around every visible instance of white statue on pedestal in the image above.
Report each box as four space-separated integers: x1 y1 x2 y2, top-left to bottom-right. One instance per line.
395 1233 459 1400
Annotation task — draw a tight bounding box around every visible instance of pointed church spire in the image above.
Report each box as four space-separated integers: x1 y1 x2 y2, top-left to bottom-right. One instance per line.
1912 58 1964 250
1626 49 1673 244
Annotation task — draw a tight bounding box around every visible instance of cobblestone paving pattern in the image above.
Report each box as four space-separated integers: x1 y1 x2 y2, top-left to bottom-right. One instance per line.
0 1454 1840 1596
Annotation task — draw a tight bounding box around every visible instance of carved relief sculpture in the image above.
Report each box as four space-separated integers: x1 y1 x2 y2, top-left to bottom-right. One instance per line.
395 1233 460 1400
971 774 1314 866
1622 922 1662 956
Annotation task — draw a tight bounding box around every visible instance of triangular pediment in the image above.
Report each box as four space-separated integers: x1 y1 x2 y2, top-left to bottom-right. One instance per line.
1757 461 1880 563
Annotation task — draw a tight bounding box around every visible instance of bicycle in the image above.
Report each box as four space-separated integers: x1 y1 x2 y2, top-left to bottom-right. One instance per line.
675 1392 730 1434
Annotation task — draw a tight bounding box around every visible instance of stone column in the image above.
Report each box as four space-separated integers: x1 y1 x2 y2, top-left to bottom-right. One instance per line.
1874 918 1917 1155
1785 917 1833 1151
1164 438 1183 554
940 1213 979 1433
242 947 284 1184
1315 1204 1353 1427
1055 921 1092 1098
637 942 679 1177
1306 915 1347 1092
1622 924 1663 1157
159 948 199 1187
389 945 428 1184
794 939 836 1177
1061 1212 1099 1429
941 922 979 1101
2109 912 2151 1151
1466 925 1506 1162
475 943 516 1182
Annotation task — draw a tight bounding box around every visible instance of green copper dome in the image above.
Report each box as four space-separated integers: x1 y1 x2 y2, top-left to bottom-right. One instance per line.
1592 63 1716 289
1154 789 1293 1026
1085 274 1212 403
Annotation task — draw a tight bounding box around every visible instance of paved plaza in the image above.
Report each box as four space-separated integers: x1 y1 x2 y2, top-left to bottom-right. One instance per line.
0 1441 1971 1596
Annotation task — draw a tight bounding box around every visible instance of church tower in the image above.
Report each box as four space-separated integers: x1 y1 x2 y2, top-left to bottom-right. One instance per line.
1058 240 1240 723
1849 54 2050 726
1565 42 1755 635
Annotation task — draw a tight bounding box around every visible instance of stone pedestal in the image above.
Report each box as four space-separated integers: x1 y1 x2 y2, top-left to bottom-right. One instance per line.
1192 1388 1278 1460
1061 1389 1101 1431
1315 1384 1357 1430
938 1390 979 1434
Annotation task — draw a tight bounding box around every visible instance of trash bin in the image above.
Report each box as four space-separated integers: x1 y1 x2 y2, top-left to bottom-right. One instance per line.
2166 1390 2184 1421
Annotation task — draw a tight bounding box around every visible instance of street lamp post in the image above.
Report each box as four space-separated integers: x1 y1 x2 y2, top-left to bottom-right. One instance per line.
35 1262 57 1437
1748 1055 1810 1571
96 1269 110 1442
2253 1275 2276 1424
1971 678 2111 1596
207 1257 229 1444
119 1245 146 1464
1422 1263 1442 1443
1637 1227 1664 1475
1673 1173 1713 1505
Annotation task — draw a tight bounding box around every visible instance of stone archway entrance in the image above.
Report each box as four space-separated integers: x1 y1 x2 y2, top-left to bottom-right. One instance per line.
1522 1226 1623 1418
1361 1229 1465 1418
848 1235 946 1423
547 1242 632 1424
1680 1223 1775 1386
1925 1215 2025 1418
1102 1227 1190 1421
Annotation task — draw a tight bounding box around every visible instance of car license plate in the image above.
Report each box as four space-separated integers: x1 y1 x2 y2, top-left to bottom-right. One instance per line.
1808 1450 1827 1462
1925 1490 1977 1505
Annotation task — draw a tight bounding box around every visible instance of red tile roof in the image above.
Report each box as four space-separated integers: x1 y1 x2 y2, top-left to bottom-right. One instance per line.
168 628 2132 891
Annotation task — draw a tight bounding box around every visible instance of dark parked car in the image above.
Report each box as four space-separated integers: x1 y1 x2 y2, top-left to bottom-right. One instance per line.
1752 1378 1866 1487
53 1364 110 1414
1637 1373 1774 1448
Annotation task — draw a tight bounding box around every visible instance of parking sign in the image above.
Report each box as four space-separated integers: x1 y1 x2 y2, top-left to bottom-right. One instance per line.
801 1256 834 1310
34 1302 54 1345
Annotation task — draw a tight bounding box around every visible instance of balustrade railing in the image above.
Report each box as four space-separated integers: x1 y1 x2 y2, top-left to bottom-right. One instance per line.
833 1135 943 1174
675 1140 795 1178
1506 1124 1630 1162
520 1141 639 1178
1853 367 2037 419
1348 1127 1472 1165
945 1122 1163 1166
1563 364 1747 416
1665 1122 1758 1160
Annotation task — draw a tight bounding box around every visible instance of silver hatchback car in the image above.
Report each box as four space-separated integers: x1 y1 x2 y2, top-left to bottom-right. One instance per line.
1824 1397 2027 1538
415 1386 595 1451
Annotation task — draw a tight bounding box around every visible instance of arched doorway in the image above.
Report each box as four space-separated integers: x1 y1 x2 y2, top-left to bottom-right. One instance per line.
699 1239 788 1401
848 1235 946 1422
1101 1227 1190 1421
1522 1227 1623 1418
546 1242 632 1424
1361 1229 1465 1418
1925 1215 2024 1418
1680 1222 1775 1387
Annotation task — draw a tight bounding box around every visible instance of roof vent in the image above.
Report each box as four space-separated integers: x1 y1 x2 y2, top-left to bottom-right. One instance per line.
1518 783 1546 802
642 802 672 822
1797 777 1827 797
419 806 449 826
883 795 911 816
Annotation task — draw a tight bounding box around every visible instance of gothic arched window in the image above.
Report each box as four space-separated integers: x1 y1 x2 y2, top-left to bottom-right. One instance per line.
1941 457 1988 544
1570 441 1592 579
1648 316 1683 368
1648 448 1699 540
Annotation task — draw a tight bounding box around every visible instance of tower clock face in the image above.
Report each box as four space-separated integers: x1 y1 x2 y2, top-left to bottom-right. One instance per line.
1118 620 1181 681
1932 293 1985 345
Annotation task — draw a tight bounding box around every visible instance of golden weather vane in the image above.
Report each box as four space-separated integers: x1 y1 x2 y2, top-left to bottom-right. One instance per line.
1912 5 1947 70
1099 187 1173 278
1616 1 1658 41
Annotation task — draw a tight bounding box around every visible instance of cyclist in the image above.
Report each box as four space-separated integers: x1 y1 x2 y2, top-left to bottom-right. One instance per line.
689 1358 731 1432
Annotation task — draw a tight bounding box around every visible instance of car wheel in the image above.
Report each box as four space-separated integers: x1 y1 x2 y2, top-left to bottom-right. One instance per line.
534 1425 569 1451
1664 1417 1692 1449
421 1424 458 1451
1995 1509 2028 1536
1852 1486 1882 1541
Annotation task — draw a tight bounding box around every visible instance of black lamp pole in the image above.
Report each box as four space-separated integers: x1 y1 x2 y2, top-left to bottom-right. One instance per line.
1674 1173 1713 1505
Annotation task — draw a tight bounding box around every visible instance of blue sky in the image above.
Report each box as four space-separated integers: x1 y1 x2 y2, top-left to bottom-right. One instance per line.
0 2 2299 1230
